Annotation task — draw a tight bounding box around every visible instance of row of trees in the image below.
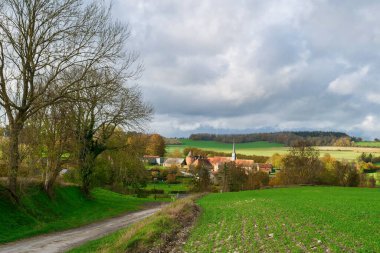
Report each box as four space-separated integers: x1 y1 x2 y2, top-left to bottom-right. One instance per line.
275 143 361 186
0 0 152 200
190 132 353 146
270 141 379 188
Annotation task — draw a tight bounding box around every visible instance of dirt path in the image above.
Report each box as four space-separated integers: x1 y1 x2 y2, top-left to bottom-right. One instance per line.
0 205 164 253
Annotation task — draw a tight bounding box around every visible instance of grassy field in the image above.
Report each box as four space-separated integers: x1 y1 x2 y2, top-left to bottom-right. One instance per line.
167 139 380 160
184 187 380 252
145 182 189 193
167 139 284 155
356 141 380 147
0 186 157 243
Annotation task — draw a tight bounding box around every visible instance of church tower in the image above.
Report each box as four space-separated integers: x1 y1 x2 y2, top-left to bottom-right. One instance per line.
232 141 237 161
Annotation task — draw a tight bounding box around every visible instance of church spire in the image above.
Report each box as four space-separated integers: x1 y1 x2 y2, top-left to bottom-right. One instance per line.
232 140 236 161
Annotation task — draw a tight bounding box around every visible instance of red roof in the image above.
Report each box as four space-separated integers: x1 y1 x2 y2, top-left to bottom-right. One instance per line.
258 163 273 172
208 157 231 165
192 158 213 168
235 159 255 167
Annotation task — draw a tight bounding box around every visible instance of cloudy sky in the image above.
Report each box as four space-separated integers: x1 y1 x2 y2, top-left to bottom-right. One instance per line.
112 0 380 139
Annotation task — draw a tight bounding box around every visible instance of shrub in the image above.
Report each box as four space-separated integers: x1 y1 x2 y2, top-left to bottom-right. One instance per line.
368 177 376 188
334 161 359 187
278 142 323 185
245 171 270 190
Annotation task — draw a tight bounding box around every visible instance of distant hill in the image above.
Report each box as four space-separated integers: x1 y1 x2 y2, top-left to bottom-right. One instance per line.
189 131 355 146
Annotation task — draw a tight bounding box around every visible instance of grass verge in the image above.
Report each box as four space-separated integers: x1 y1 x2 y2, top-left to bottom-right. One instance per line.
68 195 201 253
0 185 158 243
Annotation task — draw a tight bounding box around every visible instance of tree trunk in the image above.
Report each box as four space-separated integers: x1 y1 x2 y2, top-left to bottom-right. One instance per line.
80 152 96 197
8 123 22 200
44 163 61 198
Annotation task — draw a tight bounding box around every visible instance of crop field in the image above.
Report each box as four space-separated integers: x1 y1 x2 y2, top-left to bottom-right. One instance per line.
356 141 380 147
184 187 380 252
166 140 286 156
167 139 380 160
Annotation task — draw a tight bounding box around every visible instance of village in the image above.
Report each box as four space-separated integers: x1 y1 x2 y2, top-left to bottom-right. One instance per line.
142 143 275 187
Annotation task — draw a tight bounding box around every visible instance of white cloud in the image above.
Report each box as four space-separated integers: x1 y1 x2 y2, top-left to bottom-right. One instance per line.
327 66 369 95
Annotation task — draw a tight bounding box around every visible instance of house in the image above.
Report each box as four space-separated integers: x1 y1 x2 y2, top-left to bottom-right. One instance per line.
142 155 165 165
156 157 165 165
208 156 232 171
142 155 160 165
163 158 185 168
190 157 213 170
235 159 255 170
257 163 273 174
252 163 274 174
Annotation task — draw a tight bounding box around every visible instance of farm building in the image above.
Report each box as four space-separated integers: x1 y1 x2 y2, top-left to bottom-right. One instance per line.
254 163 274 174
142 155 165 165
163 158 185 168
190 158 213 170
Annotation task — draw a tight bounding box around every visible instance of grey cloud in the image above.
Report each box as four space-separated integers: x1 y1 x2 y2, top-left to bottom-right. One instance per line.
113 0 380 138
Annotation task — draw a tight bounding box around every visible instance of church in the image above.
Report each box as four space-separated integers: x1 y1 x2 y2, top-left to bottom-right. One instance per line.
185 142 255 172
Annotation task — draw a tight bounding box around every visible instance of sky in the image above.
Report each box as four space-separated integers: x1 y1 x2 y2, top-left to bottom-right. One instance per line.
112 0 380 139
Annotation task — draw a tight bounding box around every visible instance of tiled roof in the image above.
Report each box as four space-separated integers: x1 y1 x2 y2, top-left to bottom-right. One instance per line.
163 158 185 165
191 158 213 168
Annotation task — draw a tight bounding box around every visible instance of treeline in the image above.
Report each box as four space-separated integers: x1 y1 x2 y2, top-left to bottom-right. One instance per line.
183 147 269 163
190 131 356 146
274 145 376 188
164 138 182 145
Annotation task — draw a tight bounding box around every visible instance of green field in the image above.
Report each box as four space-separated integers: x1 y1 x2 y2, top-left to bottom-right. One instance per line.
167 139 380 160
145 182 189 193
167 140 286 157
167 139 284 153
0 186 156 243
184 187 380 252
356 141 380 147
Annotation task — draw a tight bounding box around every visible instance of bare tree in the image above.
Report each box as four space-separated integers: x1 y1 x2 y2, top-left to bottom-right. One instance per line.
0 0 135 198
70 69 152 195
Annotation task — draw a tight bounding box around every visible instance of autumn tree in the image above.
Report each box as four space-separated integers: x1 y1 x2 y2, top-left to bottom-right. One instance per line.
93 130 149 193
146 134 165 157
0 0 132 198
227 162 247 192
279 141 324 185
245 171 269 190
219 163 231 192
191 162 211 192
334 161 359 187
